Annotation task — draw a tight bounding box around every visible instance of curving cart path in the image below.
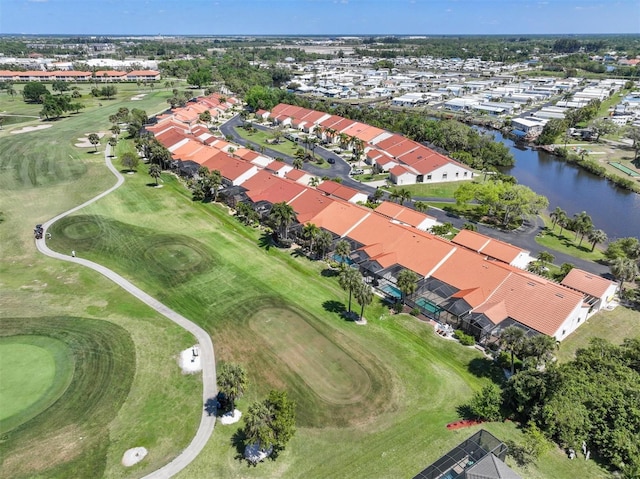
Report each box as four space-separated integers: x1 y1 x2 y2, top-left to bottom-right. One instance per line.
35 145 217 479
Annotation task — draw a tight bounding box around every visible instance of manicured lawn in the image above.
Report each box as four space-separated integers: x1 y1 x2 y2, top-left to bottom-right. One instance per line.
536 217 605 262
556 305 640 363
232 125 301 157
0 335 73 430
46 153 609 479
393 180 473 198
0 93 201 479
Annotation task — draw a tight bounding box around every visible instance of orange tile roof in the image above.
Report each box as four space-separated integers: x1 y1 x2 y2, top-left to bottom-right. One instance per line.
452 229 524 264
308 201 371 237
127 70 160 77
482 273 584 336
242 171 305 204
374 133 407 149
288 188 335 223
155 128 191 150
374 201 435 227
284 169 307 181
431 249 511 307
201 152 256 182
317 180 359 201
561 269 616 298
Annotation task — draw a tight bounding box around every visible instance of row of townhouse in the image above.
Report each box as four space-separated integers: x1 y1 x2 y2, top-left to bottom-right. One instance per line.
0 69 160 82
261 103 475 186
148 98 616 345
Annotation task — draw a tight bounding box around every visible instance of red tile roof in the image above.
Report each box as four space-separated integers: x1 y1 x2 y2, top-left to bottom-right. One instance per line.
561 269 616 299
242 171 305 204
288 188 335 223
317 180 360 201
374 201 435 227
452 229 524 264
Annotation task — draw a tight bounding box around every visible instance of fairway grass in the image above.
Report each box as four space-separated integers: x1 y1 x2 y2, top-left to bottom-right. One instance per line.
0 335 74 430
1 87 622 478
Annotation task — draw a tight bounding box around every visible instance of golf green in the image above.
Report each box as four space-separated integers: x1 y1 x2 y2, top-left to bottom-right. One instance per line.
0 336 74 432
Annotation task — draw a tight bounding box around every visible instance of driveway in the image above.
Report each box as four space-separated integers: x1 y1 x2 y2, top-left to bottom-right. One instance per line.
35 145 217 479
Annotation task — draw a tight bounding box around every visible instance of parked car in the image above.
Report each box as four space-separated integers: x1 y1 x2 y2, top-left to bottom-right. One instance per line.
351 168 364 175
327 158 335 164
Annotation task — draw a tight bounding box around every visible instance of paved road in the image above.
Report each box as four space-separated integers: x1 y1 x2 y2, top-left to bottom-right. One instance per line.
35 145 217 479
221 117 609 276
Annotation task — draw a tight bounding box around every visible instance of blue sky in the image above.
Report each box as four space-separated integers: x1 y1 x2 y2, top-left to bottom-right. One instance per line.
0 0 638 36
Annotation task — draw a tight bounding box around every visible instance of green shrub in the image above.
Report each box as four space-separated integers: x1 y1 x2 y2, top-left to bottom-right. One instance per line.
454 330 476 346
410 308 421 317
392 302 403 314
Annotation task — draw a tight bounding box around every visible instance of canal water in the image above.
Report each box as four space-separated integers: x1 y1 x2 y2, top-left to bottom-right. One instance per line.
487 130 640 240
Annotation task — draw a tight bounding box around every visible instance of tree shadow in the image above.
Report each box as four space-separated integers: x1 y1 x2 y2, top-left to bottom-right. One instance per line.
258 231 273 250
290 247 307 259
231 428 251 464
321 267 339 278
322 300 346 315
456 404 475 421
204 397 218 417
467 357 506 385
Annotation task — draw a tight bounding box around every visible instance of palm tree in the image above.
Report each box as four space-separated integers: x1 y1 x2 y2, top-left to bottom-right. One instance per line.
108 136 117 155
414 201 429 213
308 176 320 187
217 362 248 412
334 239 351 269
243 401 274 450
293 158 303 170
550 207 566 230
462 222 477 231
301 223 320 255
269 202 296 240
339 267 363 314
398 188 412 206
537 250 555 269
588 229 607 252
353 282 373 322
210 169 222 201
389 189 401 204
88 133 100 152
396 269 419 302
523 334 557 369
110 124 121 137
572 211 593 246
149 164 162 186
315 230 333 259
610 257 639 294
499 326 526 375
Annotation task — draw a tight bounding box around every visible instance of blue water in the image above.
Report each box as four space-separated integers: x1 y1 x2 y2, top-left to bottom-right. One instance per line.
381 284 402 299
333 254 353 265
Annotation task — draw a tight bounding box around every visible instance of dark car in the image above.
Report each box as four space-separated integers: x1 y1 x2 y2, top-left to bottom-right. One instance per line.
327 158 335 164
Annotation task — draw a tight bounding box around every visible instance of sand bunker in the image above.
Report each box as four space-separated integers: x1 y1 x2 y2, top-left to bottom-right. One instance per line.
178 345 202 374
219 409 242 425
131 94 147 101
122 447 148 467
75 132 107 148
10 124 52 135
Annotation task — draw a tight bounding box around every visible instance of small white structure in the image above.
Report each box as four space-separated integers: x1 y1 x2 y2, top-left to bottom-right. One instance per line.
244 443 273 464
219 409 242 425
122 447 148 467
178 345 202 374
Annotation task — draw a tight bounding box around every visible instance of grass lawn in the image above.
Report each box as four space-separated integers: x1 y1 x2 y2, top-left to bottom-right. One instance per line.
536 216 605 262
556 305 640 363
388 180 474 198
0 91 201 479
232 125 301 157
43 151 609 479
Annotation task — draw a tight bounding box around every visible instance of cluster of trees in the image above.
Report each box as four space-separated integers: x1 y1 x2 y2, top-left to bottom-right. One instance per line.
537 99 602 145
502 338 640 475
242 390 296 461
604 237 640 297
21 82 85 119
167 88 193 109
90 85 118 99
454 180 549 227
188 166 222 202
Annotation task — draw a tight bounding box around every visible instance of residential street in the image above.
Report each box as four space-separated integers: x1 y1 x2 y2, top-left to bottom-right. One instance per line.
220 115 609 276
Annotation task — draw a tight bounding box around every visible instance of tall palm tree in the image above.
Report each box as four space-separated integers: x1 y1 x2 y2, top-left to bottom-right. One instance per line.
573 211 593 246
550 207 566 230
334 239 351 269
269 202 296 240
339 267 363 313
315 230 333 259
499 326 526 375
397 269 419 302
308 176 320 187
149 164 162 186
398 188 412 206
588 229 607 252
217 362 248 412
389 189 401 204
292 158 303 170
610 257 639 294
537 250 555 269
243 401 275 450
353 282 373 322
301 223 320 255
